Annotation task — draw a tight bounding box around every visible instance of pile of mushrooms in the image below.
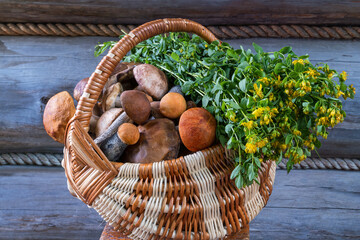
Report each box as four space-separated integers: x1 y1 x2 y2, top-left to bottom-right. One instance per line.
44 62 217 164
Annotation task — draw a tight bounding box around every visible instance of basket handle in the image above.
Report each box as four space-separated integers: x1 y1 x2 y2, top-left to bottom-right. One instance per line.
75 18 218 130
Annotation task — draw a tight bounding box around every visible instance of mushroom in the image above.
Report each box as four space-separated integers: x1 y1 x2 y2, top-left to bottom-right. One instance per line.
179 107 216 152
168 85 184 96
95 108 123 137
101 82 123 112
186 100 197 109
133 64 168 100
134 85 153 102
150 101 164 119
121 119 180 164
73 77 89 102
160 92 187 119
105 62 139 91
43 91 75 144
94 111 132 146
100 123 140 162
120 90 151 125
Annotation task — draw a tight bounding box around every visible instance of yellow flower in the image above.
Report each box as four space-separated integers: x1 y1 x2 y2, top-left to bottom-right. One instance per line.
340 71 348 81
269 93 275 101
245 142 257 154
258 77 270 85
293 130 302 136
241 121 256 130
256 138 268 148
292 59 305 65
253 83 264 99
252 107 264 119
350 84 356 94
304 68 319 79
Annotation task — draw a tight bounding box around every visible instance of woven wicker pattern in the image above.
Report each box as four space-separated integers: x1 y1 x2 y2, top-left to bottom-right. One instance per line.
63 18 276 239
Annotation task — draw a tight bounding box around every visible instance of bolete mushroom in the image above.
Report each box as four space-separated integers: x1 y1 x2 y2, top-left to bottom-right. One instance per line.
94 111 132 146
43 91 75 144
105 62 139 91
168 85 184 96
73 77 89 102
186 101 197 109
133 64 168 100
101 82 123 112
95 108 123 137
150 101 164 119
121 119 180 163
100 123 140 162
160 92 187 119
179 107 216 152
120 90 151 125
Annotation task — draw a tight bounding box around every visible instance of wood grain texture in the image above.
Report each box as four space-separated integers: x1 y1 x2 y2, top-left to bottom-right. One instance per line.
0 36 359 157
0 166 359 239
1 0 360 25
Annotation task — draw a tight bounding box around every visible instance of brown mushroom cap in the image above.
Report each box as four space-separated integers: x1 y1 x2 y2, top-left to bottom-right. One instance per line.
120 90 151 125
117 123 140 145
43 91 75 144
186 101 197 109
179 107 216 152
102 82 123 112
121 119 180 164
160 92 187 119
73 77 89 102
133 64 168 100
95 108 123 137
105 62 139 91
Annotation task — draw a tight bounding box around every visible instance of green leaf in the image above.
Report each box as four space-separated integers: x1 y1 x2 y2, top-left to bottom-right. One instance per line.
171 52 180 62
230 165 241 179
285 135 293 145
202 95 210 107
235 175 243 189
239 79 247 93
252 43 264 54
274 63 283 74
279 46 292 54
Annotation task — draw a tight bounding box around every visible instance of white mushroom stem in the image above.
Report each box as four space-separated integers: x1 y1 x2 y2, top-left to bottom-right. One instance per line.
94 112 131 146
100 131 128 162
100 123 140 162
115 95 121 108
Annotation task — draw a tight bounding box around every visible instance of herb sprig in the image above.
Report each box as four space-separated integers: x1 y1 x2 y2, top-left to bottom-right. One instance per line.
95 33 355 187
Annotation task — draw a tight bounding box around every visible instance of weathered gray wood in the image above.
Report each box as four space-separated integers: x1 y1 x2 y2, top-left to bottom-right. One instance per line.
0 36 114 153
1 0 360 25
0 36 359 157
0 166 359 239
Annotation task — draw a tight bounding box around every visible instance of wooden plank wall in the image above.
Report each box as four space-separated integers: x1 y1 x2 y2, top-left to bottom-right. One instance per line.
0 0 360 25
0 37 359 157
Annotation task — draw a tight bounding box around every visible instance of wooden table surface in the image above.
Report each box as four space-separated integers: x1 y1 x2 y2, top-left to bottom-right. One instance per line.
0 166 359 240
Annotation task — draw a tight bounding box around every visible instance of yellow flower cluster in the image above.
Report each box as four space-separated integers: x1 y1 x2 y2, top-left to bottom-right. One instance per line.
292 59 305 65
299 80 312 96
304 68 320 79
258 77 270 85
245 137 268 154
252 106 279 125
241 120 256 130
316 107 344 128
253 83 264 99
340 71 347 81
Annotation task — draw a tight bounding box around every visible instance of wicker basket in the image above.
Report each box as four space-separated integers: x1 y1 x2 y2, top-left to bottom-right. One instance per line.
63 18 276 240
